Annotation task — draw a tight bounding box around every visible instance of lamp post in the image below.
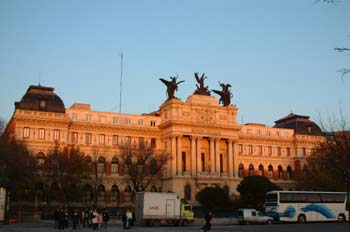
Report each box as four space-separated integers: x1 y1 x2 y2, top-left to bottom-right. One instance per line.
343 171 349 223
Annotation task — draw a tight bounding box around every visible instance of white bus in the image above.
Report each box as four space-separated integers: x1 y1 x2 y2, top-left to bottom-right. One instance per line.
265 191 348 223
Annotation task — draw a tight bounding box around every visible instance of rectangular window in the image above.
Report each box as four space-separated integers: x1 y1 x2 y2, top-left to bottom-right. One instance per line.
302 148 306 156
150 121 156 127
125 136 131 145
151 138 156 148
239 144 243 154
99 134 105 145
39 128 45 140
138 119 144 126
112 117 118 123
286 147 291 157
53 129 60 141
85 133 92 145
182 152 186 172
268 146 272 156
85 114 91 122
257 130 262 136
72 132 78 144
72 113 78 121
248 145 253 154
39 100 47 110
138 137 144 145
99 116 105 123
247 129 252 134
266 131 271 136
23 127 30 139
112 135 118 145
277 147 282 156
258 146 263 155
276 131 280 137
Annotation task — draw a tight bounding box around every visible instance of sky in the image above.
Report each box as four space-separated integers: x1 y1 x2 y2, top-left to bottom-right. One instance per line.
0 0 349 127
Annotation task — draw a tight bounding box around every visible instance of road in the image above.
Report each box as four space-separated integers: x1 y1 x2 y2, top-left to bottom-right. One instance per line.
0 223 350 232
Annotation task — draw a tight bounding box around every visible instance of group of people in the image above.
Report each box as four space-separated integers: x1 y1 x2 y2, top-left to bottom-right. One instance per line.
54 207 109 230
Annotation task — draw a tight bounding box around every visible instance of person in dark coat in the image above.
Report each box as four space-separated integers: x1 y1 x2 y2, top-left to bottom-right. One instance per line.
201 211 212 232
102 209 109 230
122 212 127 229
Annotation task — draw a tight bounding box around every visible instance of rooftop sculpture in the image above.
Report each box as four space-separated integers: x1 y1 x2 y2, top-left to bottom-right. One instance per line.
212 82 233 106
159 76 185 101
193 72 210 96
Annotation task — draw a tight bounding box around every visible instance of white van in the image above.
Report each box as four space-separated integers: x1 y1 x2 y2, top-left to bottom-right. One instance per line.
237 208 273 225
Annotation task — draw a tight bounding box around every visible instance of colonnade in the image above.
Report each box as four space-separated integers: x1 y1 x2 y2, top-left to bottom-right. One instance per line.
166 135 239 178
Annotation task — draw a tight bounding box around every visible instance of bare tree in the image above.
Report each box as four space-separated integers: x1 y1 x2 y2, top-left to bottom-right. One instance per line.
296 110 350 191
40 144 91 208
118 142 170 193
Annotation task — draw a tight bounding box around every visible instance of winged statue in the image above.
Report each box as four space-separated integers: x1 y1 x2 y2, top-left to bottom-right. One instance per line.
159 76 185 100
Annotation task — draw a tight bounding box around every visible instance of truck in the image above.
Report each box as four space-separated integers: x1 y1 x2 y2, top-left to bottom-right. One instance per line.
135 192 194 226
237 208 273 225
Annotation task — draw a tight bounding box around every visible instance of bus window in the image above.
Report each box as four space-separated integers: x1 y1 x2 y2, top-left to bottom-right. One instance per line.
320 193 346 203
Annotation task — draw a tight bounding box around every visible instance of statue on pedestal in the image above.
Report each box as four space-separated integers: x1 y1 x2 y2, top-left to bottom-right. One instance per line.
194 73 210 96
159 76 185 101
212 82 233 106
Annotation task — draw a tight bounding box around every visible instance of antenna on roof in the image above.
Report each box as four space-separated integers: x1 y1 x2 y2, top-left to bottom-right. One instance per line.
289 104 293 114
119 51 123 113
38 72 42 86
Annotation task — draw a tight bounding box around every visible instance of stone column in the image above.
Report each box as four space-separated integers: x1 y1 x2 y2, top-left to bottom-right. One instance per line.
171 136 177 176
196 137 202 174
227 139 233 178
233 142 239 177
209 138 215 174
190 136 196 176
177 136 182 176
215 138 221 175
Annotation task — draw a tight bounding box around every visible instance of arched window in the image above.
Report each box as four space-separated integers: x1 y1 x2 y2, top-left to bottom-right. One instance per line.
287 166 293 180
258 165 264 176
124 185 132 202
50 183 60 201
35 183 44 202
184 185 191 201
83 184 92 202
98 157 106 174
220 154 223 174
249 164 254 176
97 185 105 201
238 164 244 178
36 152 45 167
278 165 283 180
150 159 157 175
111 157 119 175
111 185 119 201
268 165 273 179
150 185 157 192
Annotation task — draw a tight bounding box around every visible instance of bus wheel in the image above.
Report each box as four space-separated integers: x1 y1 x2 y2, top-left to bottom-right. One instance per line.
298 215 306 223
338 214 346 223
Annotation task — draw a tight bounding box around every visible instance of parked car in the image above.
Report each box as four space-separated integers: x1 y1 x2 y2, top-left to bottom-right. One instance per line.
237 208 273 225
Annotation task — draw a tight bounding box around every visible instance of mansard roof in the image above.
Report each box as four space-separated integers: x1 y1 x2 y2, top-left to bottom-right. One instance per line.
274 113 323 136
15 85 65 113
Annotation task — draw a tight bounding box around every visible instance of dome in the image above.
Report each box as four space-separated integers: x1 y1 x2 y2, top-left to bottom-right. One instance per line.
274 113 323 136
15 85 65 113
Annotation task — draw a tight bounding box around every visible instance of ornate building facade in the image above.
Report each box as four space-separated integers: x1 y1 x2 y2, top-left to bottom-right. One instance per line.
5 84 325 208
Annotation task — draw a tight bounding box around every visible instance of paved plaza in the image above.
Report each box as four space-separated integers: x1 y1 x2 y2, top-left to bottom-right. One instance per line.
1 222 350 232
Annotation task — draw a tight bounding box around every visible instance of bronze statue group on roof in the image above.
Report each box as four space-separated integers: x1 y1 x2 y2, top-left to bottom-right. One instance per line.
159 73 233 106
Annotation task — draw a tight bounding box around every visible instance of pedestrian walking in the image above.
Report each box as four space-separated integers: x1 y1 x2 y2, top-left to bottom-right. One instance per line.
122 211 127 229
92 209 99 230
201 211 212 232
102 209 109 230
72 209 79 230
126 208 133 229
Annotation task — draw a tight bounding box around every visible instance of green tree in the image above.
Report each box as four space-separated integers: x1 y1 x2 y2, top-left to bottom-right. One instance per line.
237 176 281 211
196 186 233 213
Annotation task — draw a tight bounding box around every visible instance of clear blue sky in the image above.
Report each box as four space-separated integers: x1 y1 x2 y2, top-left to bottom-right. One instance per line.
1 0 349 126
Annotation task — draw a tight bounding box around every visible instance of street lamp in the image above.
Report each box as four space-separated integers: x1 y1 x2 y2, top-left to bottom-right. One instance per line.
343 170 349 222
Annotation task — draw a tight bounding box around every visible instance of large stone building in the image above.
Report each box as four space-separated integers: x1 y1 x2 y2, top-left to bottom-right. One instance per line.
5 84 325 208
